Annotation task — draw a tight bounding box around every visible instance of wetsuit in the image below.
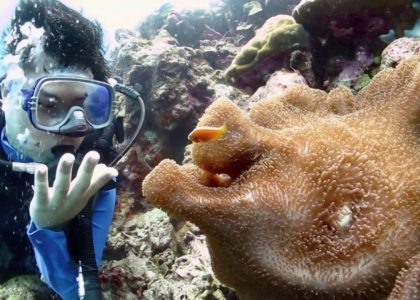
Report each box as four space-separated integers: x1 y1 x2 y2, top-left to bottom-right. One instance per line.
0 123 116 299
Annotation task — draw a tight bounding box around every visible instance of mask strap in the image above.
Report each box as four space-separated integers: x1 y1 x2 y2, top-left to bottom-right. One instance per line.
21 77 44 111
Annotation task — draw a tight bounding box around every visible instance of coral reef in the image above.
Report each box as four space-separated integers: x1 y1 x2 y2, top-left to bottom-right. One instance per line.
138 0 301 46
223 0 420 96
116 129 170 194
143 57 420 299
113 1 420 299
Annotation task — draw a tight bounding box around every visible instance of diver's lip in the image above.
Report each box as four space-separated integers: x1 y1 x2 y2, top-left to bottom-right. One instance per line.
56 136 81 146
55 142 78 149
51 144 77 156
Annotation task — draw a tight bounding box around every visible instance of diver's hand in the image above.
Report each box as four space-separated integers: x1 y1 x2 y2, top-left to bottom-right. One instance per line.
29 151 118 229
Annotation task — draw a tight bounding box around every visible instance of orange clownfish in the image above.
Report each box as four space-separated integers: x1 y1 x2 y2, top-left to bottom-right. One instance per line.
188 123 228 143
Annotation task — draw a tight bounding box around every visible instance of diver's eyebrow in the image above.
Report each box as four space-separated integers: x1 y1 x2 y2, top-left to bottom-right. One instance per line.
39 90 61 102
43 65 50 74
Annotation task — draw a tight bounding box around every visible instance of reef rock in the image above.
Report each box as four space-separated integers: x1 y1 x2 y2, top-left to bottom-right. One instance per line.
0 275 53 299
292 0 418 40
112 29 214 132
248 68 307 105
324 45 376 92
142 57 420 299
381 37 420 69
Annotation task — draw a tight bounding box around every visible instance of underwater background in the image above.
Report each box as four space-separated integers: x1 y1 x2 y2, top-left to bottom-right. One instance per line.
0 0 419 299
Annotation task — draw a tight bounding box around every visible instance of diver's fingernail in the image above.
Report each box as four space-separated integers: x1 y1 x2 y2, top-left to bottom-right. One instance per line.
37 165 47 175
109 168 118 177
88 151 100 163
62 154 75 166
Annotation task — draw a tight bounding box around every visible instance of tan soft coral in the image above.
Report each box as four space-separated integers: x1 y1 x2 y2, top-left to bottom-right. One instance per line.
142 57 420 299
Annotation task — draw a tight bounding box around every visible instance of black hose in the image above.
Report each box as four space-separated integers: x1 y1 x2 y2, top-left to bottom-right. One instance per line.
111 83 145 167
0 159 12 171
72 196 103 300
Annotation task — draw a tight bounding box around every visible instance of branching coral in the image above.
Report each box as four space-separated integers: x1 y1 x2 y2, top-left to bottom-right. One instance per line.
142 57 420 299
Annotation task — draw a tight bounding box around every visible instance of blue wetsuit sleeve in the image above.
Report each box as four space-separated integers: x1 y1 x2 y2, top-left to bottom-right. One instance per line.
27 222 78 299
91 188 117 266
27 188 116 299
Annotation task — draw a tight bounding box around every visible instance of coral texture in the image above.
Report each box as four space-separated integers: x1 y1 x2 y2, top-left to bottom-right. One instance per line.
224 15 310 92
142 57 420 299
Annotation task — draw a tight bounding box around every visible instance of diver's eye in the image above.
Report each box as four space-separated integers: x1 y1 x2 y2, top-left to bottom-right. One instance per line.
38 99 56 110
75 93 88 103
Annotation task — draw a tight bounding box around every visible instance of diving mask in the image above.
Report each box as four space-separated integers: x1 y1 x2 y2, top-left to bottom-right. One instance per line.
21 76 114 136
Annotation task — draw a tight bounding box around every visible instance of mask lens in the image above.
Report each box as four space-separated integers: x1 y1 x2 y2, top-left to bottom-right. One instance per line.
83 84 112 125
34 79 112 128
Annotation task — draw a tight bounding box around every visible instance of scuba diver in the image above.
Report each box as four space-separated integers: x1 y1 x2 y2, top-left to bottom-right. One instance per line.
0 0 144 298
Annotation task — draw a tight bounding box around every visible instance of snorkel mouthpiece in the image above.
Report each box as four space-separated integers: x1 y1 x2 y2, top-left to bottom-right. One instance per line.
51 144 76 157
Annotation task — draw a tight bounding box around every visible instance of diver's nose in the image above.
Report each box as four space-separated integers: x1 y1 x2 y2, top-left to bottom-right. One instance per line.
59 110 91 136
71 111 88 128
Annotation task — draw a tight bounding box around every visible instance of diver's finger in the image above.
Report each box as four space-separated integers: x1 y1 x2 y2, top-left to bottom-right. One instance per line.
33 164 49 205
68 151 100 198
86 164 118 195
64 164 117 220
52 153 74 201
63 192 93 222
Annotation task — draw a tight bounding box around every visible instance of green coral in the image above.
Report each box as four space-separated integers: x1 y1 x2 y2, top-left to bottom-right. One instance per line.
353 73 371 91
224 15 310 86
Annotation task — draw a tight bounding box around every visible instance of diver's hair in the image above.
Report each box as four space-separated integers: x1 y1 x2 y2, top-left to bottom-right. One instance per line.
7 0 110 81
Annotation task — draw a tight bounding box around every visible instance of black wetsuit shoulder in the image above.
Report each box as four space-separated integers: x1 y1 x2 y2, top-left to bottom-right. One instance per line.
0 123 37 282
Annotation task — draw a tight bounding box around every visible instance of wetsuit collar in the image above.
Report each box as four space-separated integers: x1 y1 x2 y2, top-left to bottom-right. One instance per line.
1 128 33 163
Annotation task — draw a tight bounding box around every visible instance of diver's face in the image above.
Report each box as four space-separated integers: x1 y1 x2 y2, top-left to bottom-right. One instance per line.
1 67 93 164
